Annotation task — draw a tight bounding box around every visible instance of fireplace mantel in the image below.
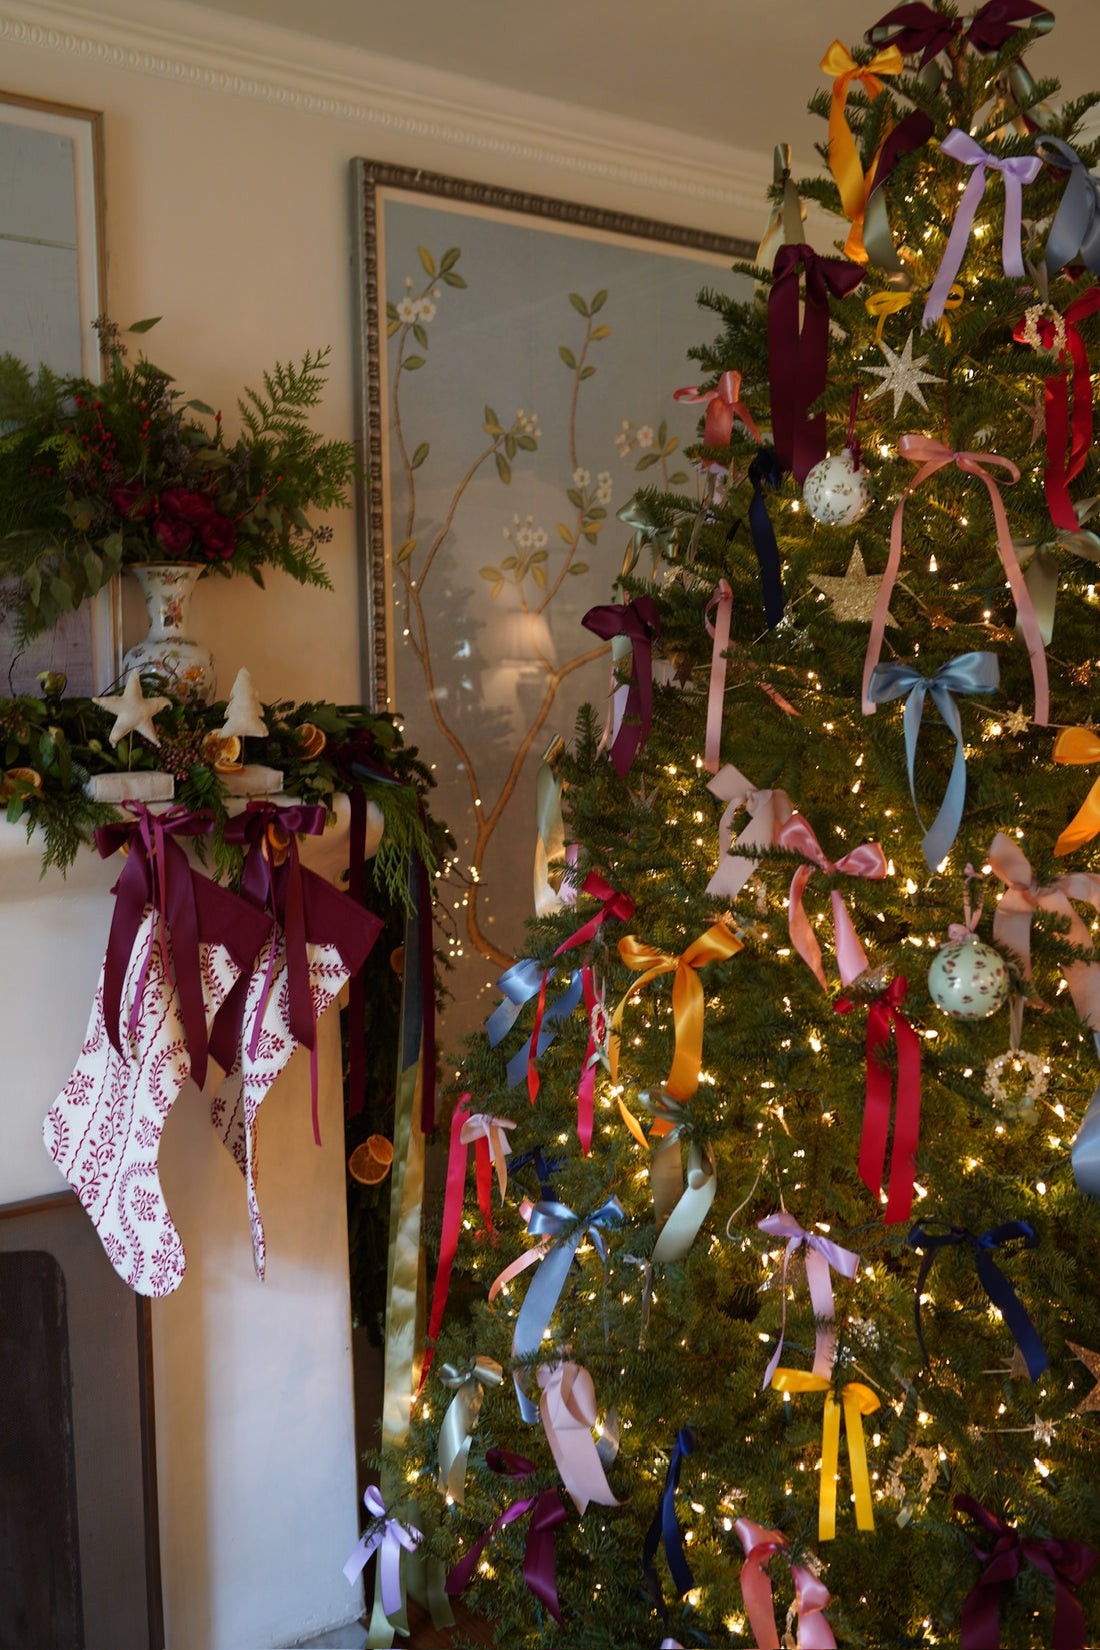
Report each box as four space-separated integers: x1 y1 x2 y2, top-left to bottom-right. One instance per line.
0 811 364 1648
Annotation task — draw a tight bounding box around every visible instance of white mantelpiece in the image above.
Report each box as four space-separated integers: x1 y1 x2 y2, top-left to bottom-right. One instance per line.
0 811 364 1649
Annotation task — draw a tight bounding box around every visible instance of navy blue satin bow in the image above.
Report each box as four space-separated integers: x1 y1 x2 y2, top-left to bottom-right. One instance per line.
746 447 786 629
908 1220 1048 1379
868 651 999 870
643 1426 697 1604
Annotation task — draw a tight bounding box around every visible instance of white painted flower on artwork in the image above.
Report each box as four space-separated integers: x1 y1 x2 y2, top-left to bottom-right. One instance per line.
596 471 614 505
396 297 419 323
417 298 438 323
636 425 656 449
573 466 591 487
516 409 541 437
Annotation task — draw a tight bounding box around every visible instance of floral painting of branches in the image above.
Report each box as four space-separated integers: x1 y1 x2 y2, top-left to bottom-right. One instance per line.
367 186 750 1045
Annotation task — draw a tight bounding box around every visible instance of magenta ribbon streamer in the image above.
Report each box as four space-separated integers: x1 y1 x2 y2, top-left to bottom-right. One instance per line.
861 433 1049 726
954 1494 1097 1650
757 1212 860 1389
735 1519 837 1649
445 1449 568 1624
767 244 865 483
704 580 733 775
537 1362 621 1514
343 1485 422 1614
581 596 662 779
923 130 1042 326
528 872 634 1105
212 800 384 1145
577 965 602 1156
96 804 271 1091
705 765 795 902
777 812 886 989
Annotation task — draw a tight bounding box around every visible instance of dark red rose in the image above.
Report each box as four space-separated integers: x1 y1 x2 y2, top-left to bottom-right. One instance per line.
197 512 236 558
154 515 194 555
111 482 152 520
160 486 209 524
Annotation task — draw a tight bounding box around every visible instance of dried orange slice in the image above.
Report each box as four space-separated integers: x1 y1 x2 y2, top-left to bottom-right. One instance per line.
297 722 327 759
389 945 405 976
0 766 44 802
265 821 291 867
349 1135 394 1185
202 731 244 772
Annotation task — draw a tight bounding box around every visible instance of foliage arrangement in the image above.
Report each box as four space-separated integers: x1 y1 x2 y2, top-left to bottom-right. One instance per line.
0 318 357 639
388 7 1100 1648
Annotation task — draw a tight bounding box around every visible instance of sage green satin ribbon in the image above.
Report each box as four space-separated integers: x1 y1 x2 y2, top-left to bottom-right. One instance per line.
437 1355 504 1505
1013 499 1100 644
757 143 806 268
617 497 677 576
631 1090 718 1263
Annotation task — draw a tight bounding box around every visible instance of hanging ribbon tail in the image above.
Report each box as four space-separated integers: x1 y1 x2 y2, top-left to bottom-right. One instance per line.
643 1427 697 1602
747 447 787 626
794 1564 838 1649
1053 726 1100 854
537 1362 621 1514
651 1143 717 1264
437 1355 503 1504
974 1222 1048 1379
511 1197 623 1421
768 245 865 482
581 596 662 779
857 977 922 1223
863 109 935 278
735 1520 789 1650
486 958 546 1047
418 1096 471 1395
510 969 584 1095
1039 137 1100 278
534 756 567 917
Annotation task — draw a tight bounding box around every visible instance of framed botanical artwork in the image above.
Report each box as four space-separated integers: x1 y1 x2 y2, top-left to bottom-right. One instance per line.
0 91 117 695
352 159 753 1047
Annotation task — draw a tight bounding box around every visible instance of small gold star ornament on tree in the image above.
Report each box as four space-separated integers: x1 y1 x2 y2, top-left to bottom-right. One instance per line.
810 544 897 626
1067 1342 1100 1414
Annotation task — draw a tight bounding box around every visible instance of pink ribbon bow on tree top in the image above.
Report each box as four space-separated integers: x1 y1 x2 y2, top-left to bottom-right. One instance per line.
757 1211 860 1389
923 129 1042 326
706 764 794 901
735 1519 837 1650
988 832 1100 1032
673 369 761 448
777 812 886 989
861 433 1049 727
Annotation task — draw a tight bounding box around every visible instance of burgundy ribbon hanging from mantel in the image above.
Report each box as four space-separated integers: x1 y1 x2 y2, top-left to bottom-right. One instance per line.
954 1494 1096 1650
581 596 661 779
767 244 865 483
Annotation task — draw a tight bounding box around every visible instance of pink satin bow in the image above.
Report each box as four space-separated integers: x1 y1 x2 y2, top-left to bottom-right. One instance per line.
537 1362 621 1515
988 832 1100 1031
674 369 761 447
757 1211 860 1389
735 1519 837 1649
706 765 794 901
862 434 1048 727
777 812 886 988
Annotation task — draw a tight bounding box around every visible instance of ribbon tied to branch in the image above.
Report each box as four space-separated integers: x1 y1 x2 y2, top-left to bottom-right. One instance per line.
954 1493 1096 1650
445 1449 568 1624
758 1211 860 1389
643 1426 697 1604
674 369 761 448
838 975 922 1223
485 957 584 1094
735 1518 837 1650
706 764 794 902
861 434 1048 726
767 244 865 483
908 1219 1048 1379
1013 499 1100 646
868 652 999 871
777 812 886 990
746 446 788 630
343 1485 423 1618
1039 136 1100 278
988 830 1100 1031
611 924 743 1099
527 872 634 1106
923 130 1042 326
617 1089 717 1263
581 596 661 779
1015 289 1100 532
819 40 903 261
437 1354 504 1504
536 1361 621 1514
770 1370 880 1540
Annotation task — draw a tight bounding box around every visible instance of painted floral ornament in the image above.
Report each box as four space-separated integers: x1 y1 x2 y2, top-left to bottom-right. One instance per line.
802 447 872 527
927 936 1009 1020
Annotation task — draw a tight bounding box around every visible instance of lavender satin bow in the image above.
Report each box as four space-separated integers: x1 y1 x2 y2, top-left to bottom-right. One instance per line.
343 1486 422 1616
757 1211 860 1389
924 130 1042 326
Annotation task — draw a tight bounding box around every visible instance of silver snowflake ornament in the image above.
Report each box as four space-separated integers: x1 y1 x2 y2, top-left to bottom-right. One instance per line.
863 330 944 417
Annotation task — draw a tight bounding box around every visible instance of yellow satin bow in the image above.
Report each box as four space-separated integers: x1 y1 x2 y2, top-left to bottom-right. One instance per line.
770 1369 880 1540
820 41 903 261
1053 727 1100 855
865 284 962 341
610 925 742 1100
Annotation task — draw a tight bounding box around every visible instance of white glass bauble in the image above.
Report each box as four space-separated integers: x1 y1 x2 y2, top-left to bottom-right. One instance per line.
802 448 872 527
927 937 1009 1020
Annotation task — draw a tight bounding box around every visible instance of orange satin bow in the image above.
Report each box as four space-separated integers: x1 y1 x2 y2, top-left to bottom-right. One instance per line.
1053 727 1100 855
820 41 904 262
610 925 743 1100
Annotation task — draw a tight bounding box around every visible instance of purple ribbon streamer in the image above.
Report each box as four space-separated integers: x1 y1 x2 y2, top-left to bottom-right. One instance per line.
923 130 1042 326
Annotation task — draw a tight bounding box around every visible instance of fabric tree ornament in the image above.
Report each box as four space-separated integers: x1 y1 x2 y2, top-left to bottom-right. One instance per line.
43 806 270 1296
209 801 384 1278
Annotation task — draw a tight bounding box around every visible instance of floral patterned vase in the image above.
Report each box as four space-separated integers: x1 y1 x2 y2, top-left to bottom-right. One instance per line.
120 563 217 704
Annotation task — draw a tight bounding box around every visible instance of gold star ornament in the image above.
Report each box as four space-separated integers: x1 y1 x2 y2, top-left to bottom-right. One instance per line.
92 671 172 747
810 544 897 626
1003 706 1031 736
1067 1342 1100 1415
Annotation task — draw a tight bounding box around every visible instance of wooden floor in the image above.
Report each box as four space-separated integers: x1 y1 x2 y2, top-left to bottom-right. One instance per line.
403 1596 494 1647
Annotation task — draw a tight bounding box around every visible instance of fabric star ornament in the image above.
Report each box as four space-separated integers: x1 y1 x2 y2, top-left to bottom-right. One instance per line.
863 330 943 417
810 545 897 625
1067 1342 1100 1414
93 670 172 746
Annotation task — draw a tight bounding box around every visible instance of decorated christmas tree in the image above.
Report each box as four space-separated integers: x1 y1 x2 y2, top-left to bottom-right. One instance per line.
380 6 1100 1646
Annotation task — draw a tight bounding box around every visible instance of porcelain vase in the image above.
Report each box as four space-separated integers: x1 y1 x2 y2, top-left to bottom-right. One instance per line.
120 563 217 704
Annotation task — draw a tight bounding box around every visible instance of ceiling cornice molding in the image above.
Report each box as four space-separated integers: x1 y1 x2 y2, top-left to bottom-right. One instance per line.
0 0 779 225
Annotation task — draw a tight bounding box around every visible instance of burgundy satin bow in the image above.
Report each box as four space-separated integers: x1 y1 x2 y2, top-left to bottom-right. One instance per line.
955 1494 1096 1650
768 244 865 482
581 596 661 779
777 812 886 989
445 1450 568 1624
96 804 269 1091
866 1 1050 62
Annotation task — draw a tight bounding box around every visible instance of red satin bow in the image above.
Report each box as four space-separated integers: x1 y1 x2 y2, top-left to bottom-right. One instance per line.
528 873 633 1106
767 245 866 482
674 370 761 447
838 975 922 1222
955 1494 1096 1650
1015 289 1100 531
777 812 886 989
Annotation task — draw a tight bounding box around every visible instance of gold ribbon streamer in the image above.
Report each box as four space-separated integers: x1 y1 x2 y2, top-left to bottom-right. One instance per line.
437 1355 504 1505
820 41 903 261
770 1369 880 1541
610 925 743 1101
865 284 962 341
1053 727 1100 855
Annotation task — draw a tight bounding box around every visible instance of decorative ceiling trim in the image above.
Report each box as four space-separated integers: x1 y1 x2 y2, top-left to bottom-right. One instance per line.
0 1 775 222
